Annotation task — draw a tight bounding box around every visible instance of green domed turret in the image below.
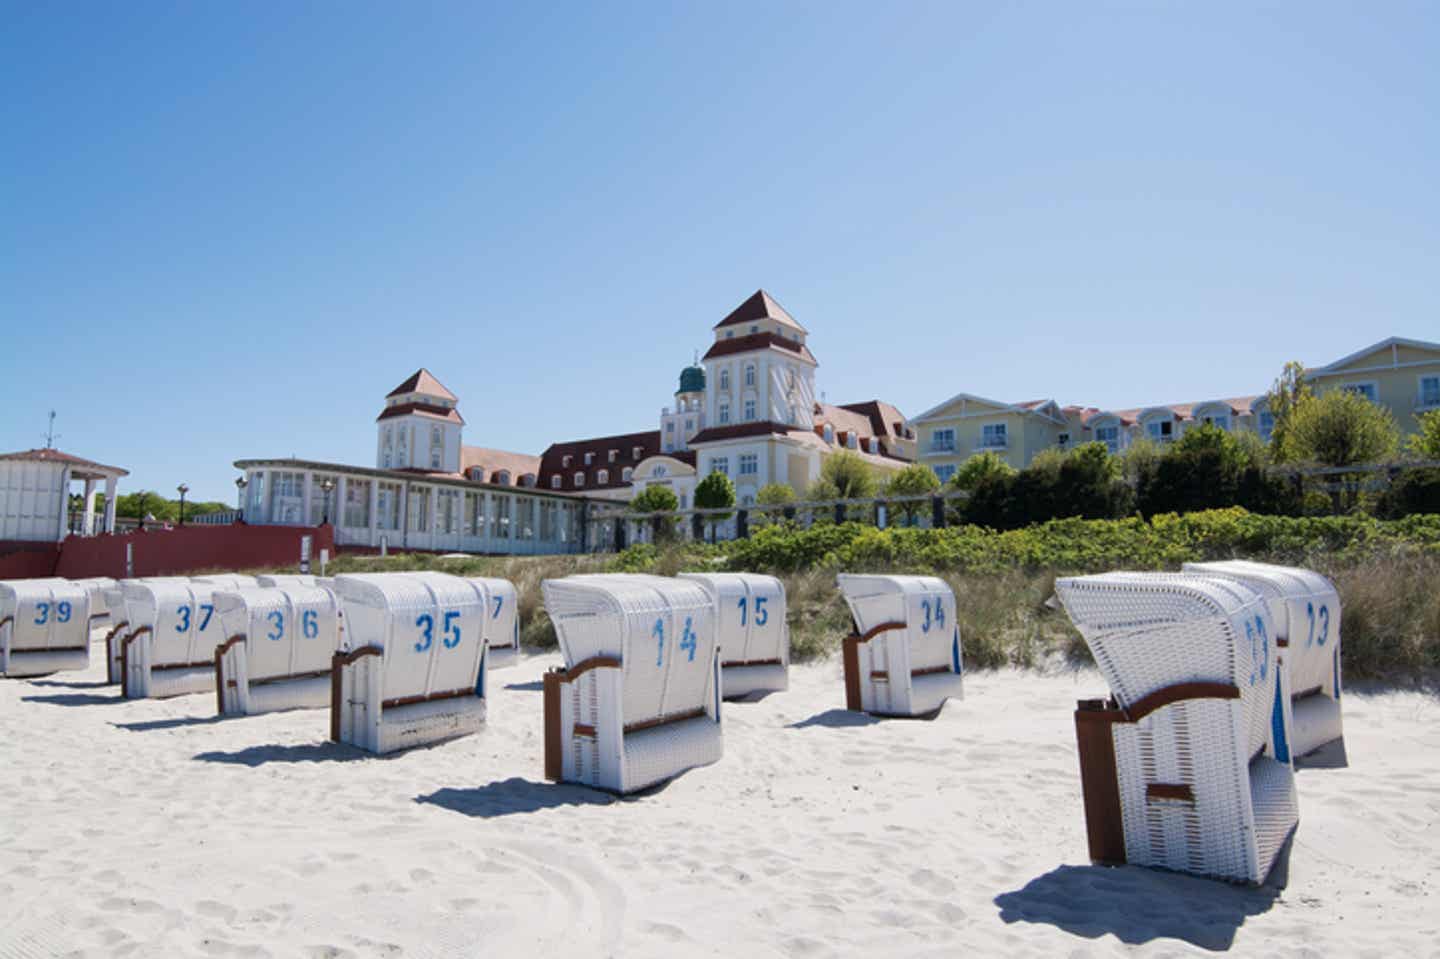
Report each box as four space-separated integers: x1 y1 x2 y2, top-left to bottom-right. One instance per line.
678 364 706 395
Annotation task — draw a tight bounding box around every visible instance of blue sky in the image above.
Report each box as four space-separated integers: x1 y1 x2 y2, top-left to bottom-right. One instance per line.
3 2 1437 501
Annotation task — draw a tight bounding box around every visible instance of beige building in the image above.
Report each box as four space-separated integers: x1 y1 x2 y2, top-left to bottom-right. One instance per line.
912 336 1439 478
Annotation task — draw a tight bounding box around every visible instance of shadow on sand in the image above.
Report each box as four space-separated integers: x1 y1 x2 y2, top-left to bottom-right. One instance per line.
112 715 231 732
193 741 372 766
788 708 885 729
21 692 125 707
994 837 1291 952
27 679 114 689
503 680 544 692
416 778 621 819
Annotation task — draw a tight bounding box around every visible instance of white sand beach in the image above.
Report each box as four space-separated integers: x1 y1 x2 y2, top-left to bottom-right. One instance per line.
2 638 1437 958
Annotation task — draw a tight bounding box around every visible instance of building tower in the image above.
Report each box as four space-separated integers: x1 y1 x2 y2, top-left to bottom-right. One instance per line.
660 359 708 454
702 289 817 432
376 369 464 473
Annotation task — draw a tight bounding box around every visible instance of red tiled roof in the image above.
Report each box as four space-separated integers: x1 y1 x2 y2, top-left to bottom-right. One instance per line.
376 402 465 425
539 430 661 491
688 421 794 445
386 368 457 401
702 332 817 364
0 448 129 476
714 289 806 333
835 400 912 442
460 446 541 485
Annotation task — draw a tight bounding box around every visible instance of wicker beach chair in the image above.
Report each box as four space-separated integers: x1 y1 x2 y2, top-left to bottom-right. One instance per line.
192 574 260 590
679 572 789 698
329 573 488 754
541 574 722 793
835 574 963 717
1184 560 1343 758
120 579 234 698
255 574 319 588
100 578 187 684
213 585 342 715
0 579 92 677
70 577 118 623
1055 571 1298 885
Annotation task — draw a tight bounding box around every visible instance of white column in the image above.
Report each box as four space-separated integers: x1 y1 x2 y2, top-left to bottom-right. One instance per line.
334 475 347 530
369 479 380 547
428 484 440 545
301 471 314 527
82 479 97 536
58 466 72 542
103 477 118 533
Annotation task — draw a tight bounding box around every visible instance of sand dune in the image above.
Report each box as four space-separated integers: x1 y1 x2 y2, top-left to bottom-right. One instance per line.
2 635 1437 957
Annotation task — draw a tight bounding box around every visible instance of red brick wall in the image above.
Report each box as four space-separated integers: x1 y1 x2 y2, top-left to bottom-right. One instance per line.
52 524 335 579
0 541 61 579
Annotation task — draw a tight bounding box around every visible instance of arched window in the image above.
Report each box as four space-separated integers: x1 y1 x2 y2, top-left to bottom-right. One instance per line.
597 469 609 484
654 466 668 478
622 467 633 482
469 467 484 482
493 470 511 485
823 424 834 444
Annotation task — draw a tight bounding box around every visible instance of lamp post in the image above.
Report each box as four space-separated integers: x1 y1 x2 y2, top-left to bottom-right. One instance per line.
320 476 335 525
235 476 248 523
177 484 189 527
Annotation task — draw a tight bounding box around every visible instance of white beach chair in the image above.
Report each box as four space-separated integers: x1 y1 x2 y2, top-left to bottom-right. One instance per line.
255 574 318 588
120 579 233 698
213 585 342 716
679 572 789 698
541 574 722 793
1055 571 1298 885
71 577 118 623
1183 560 1343 758
329 573 488 754
100 577 188 684
835 574 963 717
192 574 259 589
403 572 521 671
0 579 92 677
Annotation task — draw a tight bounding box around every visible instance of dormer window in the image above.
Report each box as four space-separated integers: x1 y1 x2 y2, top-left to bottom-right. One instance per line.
469 467 484 482
551 475 562 489
633 446 643 460
493 470 511 485
750 324 758 334
520 475 535 487
823 424 834 444
622 467 633 482
584 452 594 466
597 469 609 484
562 455 571 468
846 433 857 450
725 330 733 339
867 437 878 454
608 450 617 463
574 472 585 487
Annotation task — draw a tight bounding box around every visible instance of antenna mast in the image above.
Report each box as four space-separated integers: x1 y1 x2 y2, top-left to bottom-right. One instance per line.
44 411 60 449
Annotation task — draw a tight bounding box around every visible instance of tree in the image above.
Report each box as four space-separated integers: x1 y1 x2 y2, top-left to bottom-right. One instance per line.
1407 409 1440 460
1265 360 1314 462
950 451 1016 492
116 490 177 522
817 451 879 501
693 471 736 541
630 484 680 542
882 463 940 523
755 482 796 505
1285 389 1400 467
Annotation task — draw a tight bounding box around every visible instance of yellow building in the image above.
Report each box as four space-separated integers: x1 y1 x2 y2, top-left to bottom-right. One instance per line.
1304 337 1440 436
913 336 1439 478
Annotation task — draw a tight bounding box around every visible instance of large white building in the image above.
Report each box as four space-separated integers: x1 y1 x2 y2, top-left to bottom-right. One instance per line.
236 370 586 554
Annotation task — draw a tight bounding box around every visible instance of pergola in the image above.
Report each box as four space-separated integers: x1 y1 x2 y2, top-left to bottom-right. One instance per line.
0 448 128 541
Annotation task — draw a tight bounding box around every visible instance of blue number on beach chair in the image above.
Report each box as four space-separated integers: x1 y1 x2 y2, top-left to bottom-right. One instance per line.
199 604 214 631
679 616 697 661
302 609 318 639
1305 601 1316 647
920 598 932 633
754 596 768 626
738 596 747 626
57 601 72 623
176 606 191 632
493 596 503 619
442 610 461 648
653 617 665 667
934 597 945 629
34 602 49 626
267 610 284 641
1316 605 1330 647
415 613 433 652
